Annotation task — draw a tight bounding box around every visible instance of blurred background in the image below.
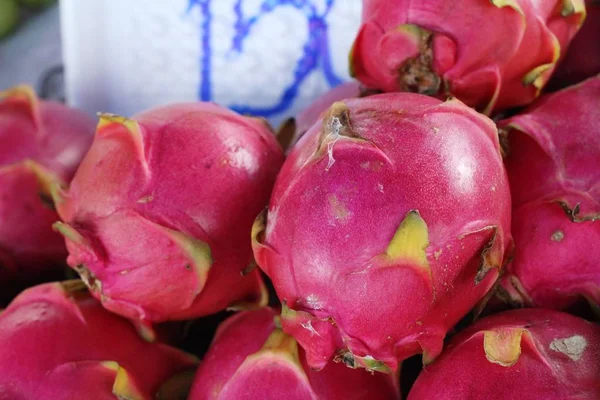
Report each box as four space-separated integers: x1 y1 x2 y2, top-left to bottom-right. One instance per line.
0 0 362 126
0 1 62 100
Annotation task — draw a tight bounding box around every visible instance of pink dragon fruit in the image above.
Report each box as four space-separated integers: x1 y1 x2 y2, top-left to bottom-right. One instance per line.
408 308 600 399
548 1 600 90
189 307 400 399
278 82 362 154
291 81 362 148
0 86 95 286
252 93 512 373
0 281 197 399
350 0 586 114
53 103 284 329
496 76 600 312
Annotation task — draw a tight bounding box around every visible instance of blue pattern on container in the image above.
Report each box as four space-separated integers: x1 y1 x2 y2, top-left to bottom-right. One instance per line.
187 0 343 118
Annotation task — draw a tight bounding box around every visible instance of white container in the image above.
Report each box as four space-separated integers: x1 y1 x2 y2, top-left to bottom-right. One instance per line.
60 0 362 126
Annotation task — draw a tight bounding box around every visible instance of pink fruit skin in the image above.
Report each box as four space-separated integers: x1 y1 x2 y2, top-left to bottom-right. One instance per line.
498 76 600 311
252 93 512 372
350 0 585 114
189 307 400 400
0 86 95 281
549 1 600 90
292 81 361 148
408 309 600 399
0 281 197 400
55 103 284 325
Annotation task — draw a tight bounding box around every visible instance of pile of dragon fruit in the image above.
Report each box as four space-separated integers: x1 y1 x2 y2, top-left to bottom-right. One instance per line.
1 1 599 399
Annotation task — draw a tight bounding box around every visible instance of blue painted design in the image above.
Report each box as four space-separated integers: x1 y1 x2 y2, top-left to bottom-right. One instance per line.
187 0 344 118
187 0 213 101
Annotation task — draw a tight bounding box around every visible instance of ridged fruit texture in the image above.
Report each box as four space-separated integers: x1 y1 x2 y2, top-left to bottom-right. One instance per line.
54 103 284 326
252 93 512 372
498 76 600 311
350 0 586 114
189 307 400 400
0 281 197 399
0 86 95 282
408 309 600 399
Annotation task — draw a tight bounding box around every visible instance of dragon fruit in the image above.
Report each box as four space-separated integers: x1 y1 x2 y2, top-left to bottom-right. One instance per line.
408 309 600 399
252 93 512 373
0 281 197 399
286 81 362 150
189 307 400 400
53 103 284 329
350 0 586 114
548 1 600 90
497 76 600 312
0 86 95 286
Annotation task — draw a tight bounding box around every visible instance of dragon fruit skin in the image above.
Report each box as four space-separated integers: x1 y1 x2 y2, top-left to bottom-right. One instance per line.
408 309 600 399
291 81 362 148
0 281 197 400
54 103 284 326
497 76 600 311
0 86 95 282
548 1 600 90
252 93 512 373
350 0 586 114
189 307 400 400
